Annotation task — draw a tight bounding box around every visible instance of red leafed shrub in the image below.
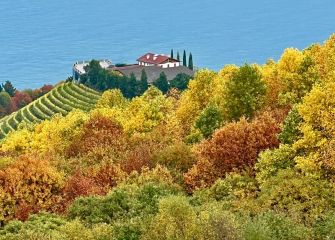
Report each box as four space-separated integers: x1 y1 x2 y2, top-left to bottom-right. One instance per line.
63 170 100 200
61 164 126 211
184 112 281 191
40 84 53 95
8 91 32 112
121 144 153 174
91 163 126 193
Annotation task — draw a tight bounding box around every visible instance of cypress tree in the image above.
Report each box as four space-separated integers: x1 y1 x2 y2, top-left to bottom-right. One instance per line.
177 52 180 62
183 50 187 67
188 53 194 70
170 49 174 59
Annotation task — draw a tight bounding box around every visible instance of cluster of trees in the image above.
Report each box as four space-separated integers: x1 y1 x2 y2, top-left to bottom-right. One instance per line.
171 49 194 70
2 34 335 239
0 81 53 117
80 60 192 97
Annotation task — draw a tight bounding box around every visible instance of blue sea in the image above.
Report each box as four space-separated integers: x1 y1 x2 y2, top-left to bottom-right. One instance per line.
0 0 334 89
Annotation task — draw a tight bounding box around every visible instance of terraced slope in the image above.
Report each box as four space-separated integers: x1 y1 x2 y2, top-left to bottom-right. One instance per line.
0 82 101 139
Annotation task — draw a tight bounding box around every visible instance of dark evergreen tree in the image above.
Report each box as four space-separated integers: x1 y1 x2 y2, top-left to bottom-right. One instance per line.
2 81 16 97
170 49 174 59
153 72 169 94
125 73 137 98
188 53 194 70
138 69 149 95
183 50 187 67
177 52 180 62
170 73 192 91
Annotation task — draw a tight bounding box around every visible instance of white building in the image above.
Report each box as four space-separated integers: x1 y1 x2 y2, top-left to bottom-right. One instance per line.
137 53 180 68
73 59 112 81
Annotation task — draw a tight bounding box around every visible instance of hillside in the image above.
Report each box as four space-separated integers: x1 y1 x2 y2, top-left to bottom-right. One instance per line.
0 82 101 138
2 35 335 239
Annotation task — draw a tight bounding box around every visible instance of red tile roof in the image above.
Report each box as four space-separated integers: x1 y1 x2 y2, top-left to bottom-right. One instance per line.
137 53 178 64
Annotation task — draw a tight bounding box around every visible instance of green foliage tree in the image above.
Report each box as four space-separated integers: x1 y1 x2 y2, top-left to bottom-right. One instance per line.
242 211 310 240
183 50 187 67
255 145 296 184
224 64 266 121
257 169 335 225
0 91 11 116
177 52 180 61
153 72 169 94
278 106 303 145
188 52 194 70
171 49 174 58
2 81 16 97
194 104 223 138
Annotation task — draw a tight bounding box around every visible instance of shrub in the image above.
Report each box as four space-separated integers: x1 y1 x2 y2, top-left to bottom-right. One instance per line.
142 195 198 240
68 178 181 225
152 143 196 172
241 211 311 240
257 169 335 225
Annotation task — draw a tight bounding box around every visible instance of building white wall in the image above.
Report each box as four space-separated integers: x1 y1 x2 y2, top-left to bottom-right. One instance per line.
139 61 180 68
160 62 180 68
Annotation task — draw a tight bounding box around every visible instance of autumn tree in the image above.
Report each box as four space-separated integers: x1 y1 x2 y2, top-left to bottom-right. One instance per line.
66 115 127 160
0 156 64 222
176 69 217 131
185 112 281 190
143 195 198 240
8 91 32 112
96 88 127 109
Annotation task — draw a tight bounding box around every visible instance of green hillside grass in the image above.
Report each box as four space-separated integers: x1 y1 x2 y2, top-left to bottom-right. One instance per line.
0 82 101 139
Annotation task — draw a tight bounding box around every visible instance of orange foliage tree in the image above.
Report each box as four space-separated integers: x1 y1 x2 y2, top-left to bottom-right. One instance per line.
0 156 64 222
61 163 126 211
66 115 127 160
184 112 281 191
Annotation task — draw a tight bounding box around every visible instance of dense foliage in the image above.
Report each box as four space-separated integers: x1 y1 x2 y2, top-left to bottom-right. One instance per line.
80 60 192 97
1 34 335 239
0 81 53 118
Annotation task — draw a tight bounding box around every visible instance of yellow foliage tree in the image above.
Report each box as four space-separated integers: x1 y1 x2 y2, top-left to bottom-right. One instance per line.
1 110 88 155
176 69 217 132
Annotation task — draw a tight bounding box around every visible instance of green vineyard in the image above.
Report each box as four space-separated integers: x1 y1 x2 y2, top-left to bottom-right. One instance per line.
0 82 102 139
